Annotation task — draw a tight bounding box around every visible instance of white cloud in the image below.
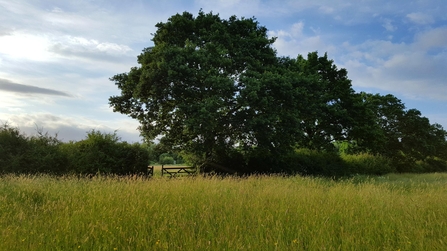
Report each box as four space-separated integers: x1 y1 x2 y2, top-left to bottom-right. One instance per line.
269 22 336 58
50 7 64 13
407 12 435 25
339 27 447 101
263 1 446 28
49 36 133 59
0 31 132 65
382 18 397 32
0 93 29 109
97 42 133 54
414 26 447 50
290 22 305 36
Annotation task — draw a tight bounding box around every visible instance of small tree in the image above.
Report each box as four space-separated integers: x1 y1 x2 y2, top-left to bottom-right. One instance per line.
63 130 150 175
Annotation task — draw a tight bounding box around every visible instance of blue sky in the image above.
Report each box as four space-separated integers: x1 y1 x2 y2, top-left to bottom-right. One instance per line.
1 0 446 142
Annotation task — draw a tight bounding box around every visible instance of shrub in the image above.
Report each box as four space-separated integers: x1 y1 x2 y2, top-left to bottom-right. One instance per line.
160 156 175 165
63 130 150 175
415 157 447 173
0 124 68 174
245 150 285 174
113 142 151 174
341 153 395 175
26 132 69 174
289 148 347 177
0 124 29 173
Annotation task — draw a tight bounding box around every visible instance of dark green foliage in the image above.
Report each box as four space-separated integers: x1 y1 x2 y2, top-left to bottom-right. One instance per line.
224 149 347 177
341 153 395 175
293 53 358 151
349 93 447 172
417 157 447 172
159 153 175 165
151 137 185 164
245 153 285 174
109 11 283 163
0 124 29 173
0 124 68 174
62 130 150 175
289 149 348 177
160 156 174 165
109 11 359 171
26 131 69 174
0 125 150 175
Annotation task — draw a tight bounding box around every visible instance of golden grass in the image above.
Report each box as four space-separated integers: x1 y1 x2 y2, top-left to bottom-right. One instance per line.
1 173 447 250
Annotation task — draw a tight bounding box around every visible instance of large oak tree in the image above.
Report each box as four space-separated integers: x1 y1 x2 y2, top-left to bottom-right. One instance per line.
110 11 282 166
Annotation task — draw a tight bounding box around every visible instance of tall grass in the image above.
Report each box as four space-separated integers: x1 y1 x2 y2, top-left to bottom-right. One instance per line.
1 173 447 250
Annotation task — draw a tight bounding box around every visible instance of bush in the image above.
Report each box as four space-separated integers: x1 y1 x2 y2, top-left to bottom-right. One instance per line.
0 124 29 173
341 153 395 175
0 126 150 175
289 149 347 177
0 124 68 174
415 157 447 173
63 130 150 175
158 153 173 165
26 132 69 174
114 142 151 174
159 156 175 165
245 150 284 174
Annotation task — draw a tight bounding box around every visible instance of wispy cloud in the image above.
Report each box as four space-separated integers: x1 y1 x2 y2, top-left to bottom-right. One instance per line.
48 36 133 63
340 26 447 100
407 12 435 25
0 78 72 97
382 18 397 32
414 26 447 50
1 112 142 142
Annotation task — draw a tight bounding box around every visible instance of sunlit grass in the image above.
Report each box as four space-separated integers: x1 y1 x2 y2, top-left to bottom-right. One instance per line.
1 173 447 250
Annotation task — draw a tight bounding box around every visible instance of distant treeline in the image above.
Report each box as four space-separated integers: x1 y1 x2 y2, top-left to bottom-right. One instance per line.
1 124 446 177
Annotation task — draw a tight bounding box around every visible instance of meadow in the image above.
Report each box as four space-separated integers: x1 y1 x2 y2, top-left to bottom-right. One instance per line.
1 173 447 250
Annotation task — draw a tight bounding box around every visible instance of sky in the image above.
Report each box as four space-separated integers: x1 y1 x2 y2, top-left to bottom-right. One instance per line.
1 0 446 143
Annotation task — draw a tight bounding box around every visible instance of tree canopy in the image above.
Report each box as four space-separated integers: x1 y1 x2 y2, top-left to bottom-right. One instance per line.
110 10 447 173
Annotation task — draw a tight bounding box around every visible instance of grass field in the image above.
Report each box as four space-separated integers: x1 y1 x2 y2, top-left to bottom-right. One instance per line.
1 173 447 250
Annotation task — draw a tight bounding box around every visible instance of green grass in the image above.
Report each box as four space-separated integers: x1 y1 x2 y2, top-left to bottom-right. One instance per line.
1 173 447 250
